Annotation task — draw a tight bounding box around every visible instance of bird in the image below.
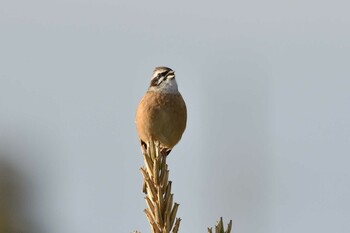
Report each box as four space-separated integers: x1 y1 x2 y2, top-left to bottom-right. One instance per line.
136 66 187 156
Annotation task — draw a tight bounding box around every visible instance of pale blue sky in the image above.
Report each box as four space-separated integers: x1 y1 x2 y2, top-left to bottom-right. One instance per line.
1 1 350 233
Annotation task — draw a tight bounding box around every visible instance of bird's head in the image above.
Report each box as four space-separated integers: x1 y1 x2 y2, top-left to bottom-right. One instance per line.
148 67 178 93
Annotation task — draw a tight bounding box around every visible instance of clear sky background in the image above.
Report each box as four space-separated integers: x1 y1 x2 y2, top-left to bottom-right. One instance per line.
1 0 349 233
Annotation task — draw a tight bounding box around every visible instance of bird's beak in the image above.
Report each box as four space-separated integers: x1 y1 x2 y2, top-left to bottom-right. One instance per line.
167 71 175 79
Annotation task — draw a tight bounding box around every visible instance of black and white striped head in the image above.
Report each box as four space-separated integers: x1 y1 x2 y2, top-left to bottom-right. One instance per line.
148 67 178 93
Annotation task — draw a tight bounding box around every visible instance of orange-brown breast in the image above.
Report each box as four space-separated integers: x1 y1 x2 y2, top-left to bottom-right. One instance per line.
136 91 187 149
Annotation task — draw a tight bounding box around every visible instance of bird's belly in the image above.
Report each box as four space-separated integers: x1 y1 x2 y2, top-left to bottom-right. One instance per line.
136 91 187 148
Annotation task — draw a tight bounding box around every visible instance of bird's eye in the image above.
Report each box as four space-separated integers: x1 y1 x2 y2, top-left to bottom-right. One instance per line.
161 71 168 76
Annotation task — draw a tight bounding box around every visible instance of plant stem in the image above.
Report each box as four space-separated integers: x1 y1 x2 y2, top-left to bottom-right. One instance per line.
140 141 181 233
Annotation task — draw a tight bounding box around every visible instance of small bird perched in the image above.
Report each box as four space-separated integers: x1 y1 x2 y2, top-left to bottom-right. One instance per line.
136 66 187 155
